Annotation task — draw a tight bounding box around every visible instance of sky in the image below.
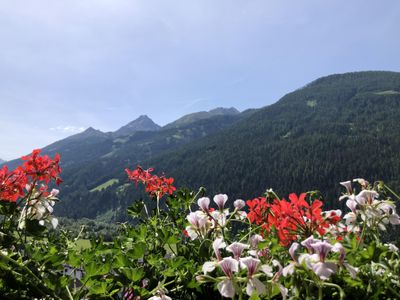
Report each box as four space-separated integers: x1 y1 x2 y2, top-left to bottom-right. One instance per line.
1 0 400 160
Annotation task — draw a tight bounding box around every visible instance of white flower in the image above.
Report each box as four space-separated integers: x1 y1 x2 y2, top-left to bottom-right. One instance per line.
343 262 359 279
343 212 357 229
148 294 172 300
213 194 228 210
202 261 217 274
386 243 399 252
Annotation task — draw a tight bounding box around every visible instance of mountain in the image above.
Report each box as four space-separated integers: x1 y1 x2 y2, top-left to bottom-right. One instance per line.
3 107 251 218
55 70 400 220
0 158 5 165
164 107 240 129
5 71 400 221
113 115 160 137
151 71 400 209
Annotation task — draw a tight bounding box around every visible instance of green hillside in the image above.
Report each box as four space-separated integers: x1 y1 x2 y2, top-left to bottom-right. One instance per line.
151 71 400 209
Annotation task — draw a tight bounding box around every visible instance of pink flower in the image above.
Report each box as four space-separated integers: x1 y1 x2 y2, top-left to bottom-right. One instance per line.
240 257 261 277
250 234 264 249
312 262 338 280
219 257 239 278
246 278 266 297
198 197 210 211
214 194 228 211
217 278 235 298
186 211 207 229
332 242 346 263
213 237 226 261
226 242 249 259
289 242 300 262
346 198 357 213
356 190 378 205
340 181 353 194
234 199 245 210
301 236 319 252
217 257 239 298
310 240 333 262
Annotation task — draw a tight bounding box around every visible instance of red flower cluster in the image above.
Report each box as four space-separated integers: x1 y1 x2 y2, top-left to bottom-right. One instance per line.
0 166 27 202
0 149 62 202
247 193 340 246
22 149 62 185
125 166 176 199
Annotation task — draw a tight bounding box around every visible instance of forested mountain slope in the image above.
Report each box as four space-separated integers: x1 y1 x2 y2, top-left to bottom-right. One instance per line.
150 71 400 210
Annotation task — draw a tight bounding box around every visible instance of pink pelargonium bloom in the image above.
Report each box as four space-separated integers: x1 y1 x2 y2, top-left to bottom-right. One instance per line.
226 242 249 260
186 211 207 229
218 278 235 298
346 198 357 213
240 257 261 277
353 178 369 188
219 257 239 278
310 240 333 262
246 277 266 297
250 234 264 249
210 210 228 227
332 242 346 263
301 236 320 252
312 261 338 280
213 237 226 261
289 242 300 262
356 190 378 205
49 188 59 197
198 197 210 211
214 194 228 211
340 180 353 194
234 199 245 210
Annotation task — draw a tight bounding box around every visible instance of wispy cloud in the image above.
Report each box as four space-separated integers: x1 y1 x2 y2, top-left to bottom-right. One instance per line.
49 126 85 133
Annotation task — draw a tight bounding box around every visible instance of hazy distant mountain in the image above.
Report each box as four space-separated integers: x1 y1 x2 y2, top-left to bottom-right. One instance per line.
164 107 240 129
113 115 161 137
0 158 5 165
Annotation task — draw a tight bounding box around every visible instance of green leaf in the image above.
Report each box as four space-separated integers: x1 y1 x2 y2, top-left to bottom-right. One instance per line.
120 267 144 282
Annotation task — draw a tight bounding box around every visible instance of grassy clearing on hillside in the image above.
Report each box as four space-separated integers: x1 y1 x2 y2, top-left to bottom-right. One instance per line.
90 179 119 192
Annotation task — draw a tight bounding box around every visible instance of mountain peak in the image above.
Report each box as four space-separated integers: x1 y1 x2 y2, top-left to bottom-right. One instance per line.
114 115 161 137
0 158 5 165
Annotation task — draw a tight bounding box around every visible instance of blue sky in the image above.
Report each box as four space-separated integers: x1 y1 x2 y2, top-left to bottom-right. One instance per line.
1 0 400 160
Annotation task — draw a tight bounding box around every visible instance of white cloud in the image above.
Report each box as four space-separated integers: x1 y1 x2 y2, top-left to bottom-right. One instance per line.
49 126 85 133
